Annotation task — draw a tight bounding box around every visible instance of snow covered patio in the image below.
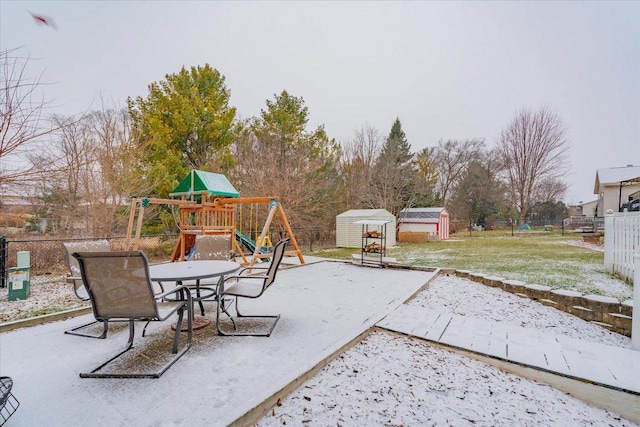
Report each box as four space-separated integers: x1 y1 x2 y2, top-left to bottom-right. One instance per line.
0 258 434 426
1 258 638 425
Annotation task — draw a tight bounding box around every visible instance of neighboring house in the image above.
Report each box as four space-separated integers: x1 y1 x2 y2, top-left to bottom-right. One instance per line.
0 194 36 214
0 194 39 231
593 165 640 216
568 200 597 218
336 209 396 248
397 207 449 242
581 200 598 217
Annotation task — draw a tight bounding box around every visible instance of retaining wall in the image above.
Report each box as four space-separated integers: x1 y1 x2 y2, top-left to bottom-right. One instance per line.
451 269 633 337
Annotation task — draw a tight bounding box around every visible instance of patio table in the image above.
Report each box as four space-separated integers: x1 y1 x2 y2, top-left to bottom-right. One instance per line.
149 260 240 330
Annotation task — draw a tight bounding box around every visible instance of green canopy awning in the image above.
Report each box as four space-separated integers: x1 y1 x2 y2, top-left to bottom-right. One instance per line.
169 170 239 199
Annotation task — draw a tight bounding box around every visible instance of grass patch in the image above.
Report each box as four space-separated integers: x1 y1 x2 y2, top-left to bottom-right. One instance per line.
305 230 633 301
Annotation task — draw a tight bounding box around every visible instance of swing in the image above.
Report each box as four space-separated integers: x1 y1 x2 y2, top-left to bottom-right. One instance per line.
254 203 273 249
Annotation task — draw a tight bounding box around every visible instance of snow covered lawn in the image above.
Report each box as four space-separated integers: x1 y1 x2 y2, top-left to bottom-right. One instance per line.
256 274 635 426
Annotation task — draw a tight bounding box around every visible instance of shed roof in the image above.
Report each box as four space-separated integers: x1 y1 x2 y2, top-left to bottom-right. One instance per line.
337 209 394 218
170 170 239 199
594 165 640 193
401 207 447 215
399 207 447 224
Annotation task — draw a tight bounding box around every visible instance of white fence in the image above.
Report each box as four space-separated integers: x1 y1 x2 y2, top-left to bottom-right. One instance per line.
604 211 640 283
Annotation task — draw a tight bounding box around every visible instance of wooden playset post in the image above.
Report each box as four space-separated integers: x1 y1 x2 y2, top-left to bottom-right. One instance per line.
126 191 305 266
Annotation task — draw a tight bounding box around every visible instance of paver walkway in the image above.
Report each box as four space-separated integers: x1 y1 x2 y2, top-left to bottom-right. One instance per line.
377 304 640 394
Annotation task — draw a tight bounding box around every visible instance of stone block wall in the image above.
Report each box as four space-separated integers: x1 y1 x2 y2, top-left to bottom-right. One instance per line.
453 270 633 337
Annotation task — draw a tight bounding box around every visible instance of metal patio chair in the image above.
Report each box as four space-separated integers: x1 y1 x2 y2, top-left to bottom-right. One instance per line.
216 238 288 337
0 377 19 426
63 240 112 338
188 234 233 315
190 234 232 261
73 251 192 378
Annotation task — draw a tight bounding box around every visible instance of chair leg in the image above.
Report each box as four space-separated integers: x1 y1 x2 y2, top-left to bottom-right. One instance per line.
216 296 280 337
65 319 108 339
80 311 192 379
216 296 237 335
80 321 135 378
173 306 184 353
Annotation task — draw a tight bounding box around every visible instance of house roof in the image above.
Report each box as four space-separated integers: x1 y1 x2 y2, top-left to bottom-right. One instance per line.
170 170 239 199
594 165 640 194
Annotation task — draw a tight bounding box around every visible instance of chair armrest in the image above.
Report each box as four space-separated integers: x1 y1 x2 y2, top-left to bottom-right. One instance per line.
155 284 193 302
66 275 81 284
237 265 269 274
224 274 268 282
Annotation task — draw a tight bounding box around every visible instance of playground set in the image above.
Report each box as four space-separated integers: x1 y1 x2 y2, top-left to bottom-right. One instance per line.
124 170 304 266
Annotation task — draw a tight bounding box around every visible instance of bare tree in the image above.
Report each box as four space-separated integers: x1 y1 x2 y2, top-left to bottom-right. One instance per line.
434 138 485 206
87 102 157 235
32 100 156 236
48 114 93 234
496 107 569 224
449 152 507 229
338 124 382 209
533 177 568 204
0 48 57 185
229 91 341 230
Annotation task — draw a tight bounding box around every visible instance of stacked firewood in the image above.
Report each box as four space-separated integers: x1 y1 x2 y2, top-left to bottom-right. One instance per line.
363 242 383 253
363 230 382 238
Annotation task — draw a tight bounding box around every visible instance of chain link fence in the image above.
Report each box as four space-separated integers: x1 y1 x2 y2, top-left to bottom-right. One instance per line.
0 235 177 287
0 229 337 288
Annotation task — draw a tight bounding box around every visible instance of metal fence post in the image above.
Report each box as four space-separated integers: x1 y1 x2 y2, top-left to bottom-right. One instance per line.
0 236 6 288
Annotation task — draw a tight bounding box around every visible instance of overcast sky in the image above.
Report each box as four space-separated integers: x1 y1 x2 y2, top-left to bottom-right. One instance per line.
1 1 638 205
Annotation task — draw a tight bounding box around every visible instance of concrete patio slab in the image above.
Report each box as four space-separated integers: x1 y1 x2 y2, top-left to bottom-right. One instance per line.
0 261 435 426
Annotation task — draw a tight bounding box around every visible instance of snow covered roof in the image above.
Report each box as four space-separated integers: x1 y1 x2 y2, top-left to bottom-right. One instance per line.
398 207 447 223
337 209 394 218
593 165 640 193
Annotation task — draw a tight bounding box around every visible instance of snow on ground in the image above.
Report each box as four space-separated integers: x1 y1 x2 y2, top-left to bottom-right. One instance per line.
564 240 605 252
1 259 636 425
0 279 83 323
256 274 636 426
409 274 632 349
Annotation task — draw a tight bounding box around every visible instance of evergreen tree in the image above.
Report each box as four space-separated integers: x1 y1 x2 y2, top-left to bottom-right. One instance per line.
367 118 416 217
128 64 237 197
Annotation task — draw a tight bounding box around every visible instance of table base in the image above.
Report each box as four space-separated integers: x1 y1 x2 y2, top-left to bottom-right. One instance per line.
172 317 211 332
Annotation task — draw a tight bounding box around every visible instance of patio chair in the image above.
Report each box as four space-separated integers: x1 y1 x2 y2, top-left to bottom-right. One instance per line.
62 240 111 338
216 238 288 337
190 234 232 261
0 377 19 426
73 251 192 378
189 234 232 315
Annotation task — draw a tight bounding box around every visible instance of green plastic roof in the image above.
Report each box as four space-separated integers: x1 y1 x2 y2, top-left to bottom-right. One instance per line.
169 170 239 199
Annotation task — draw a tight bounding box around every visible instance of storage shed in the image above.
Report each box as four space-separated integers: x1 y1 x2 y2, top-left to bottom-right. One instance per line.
397 207 449 242
336 209 396 248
